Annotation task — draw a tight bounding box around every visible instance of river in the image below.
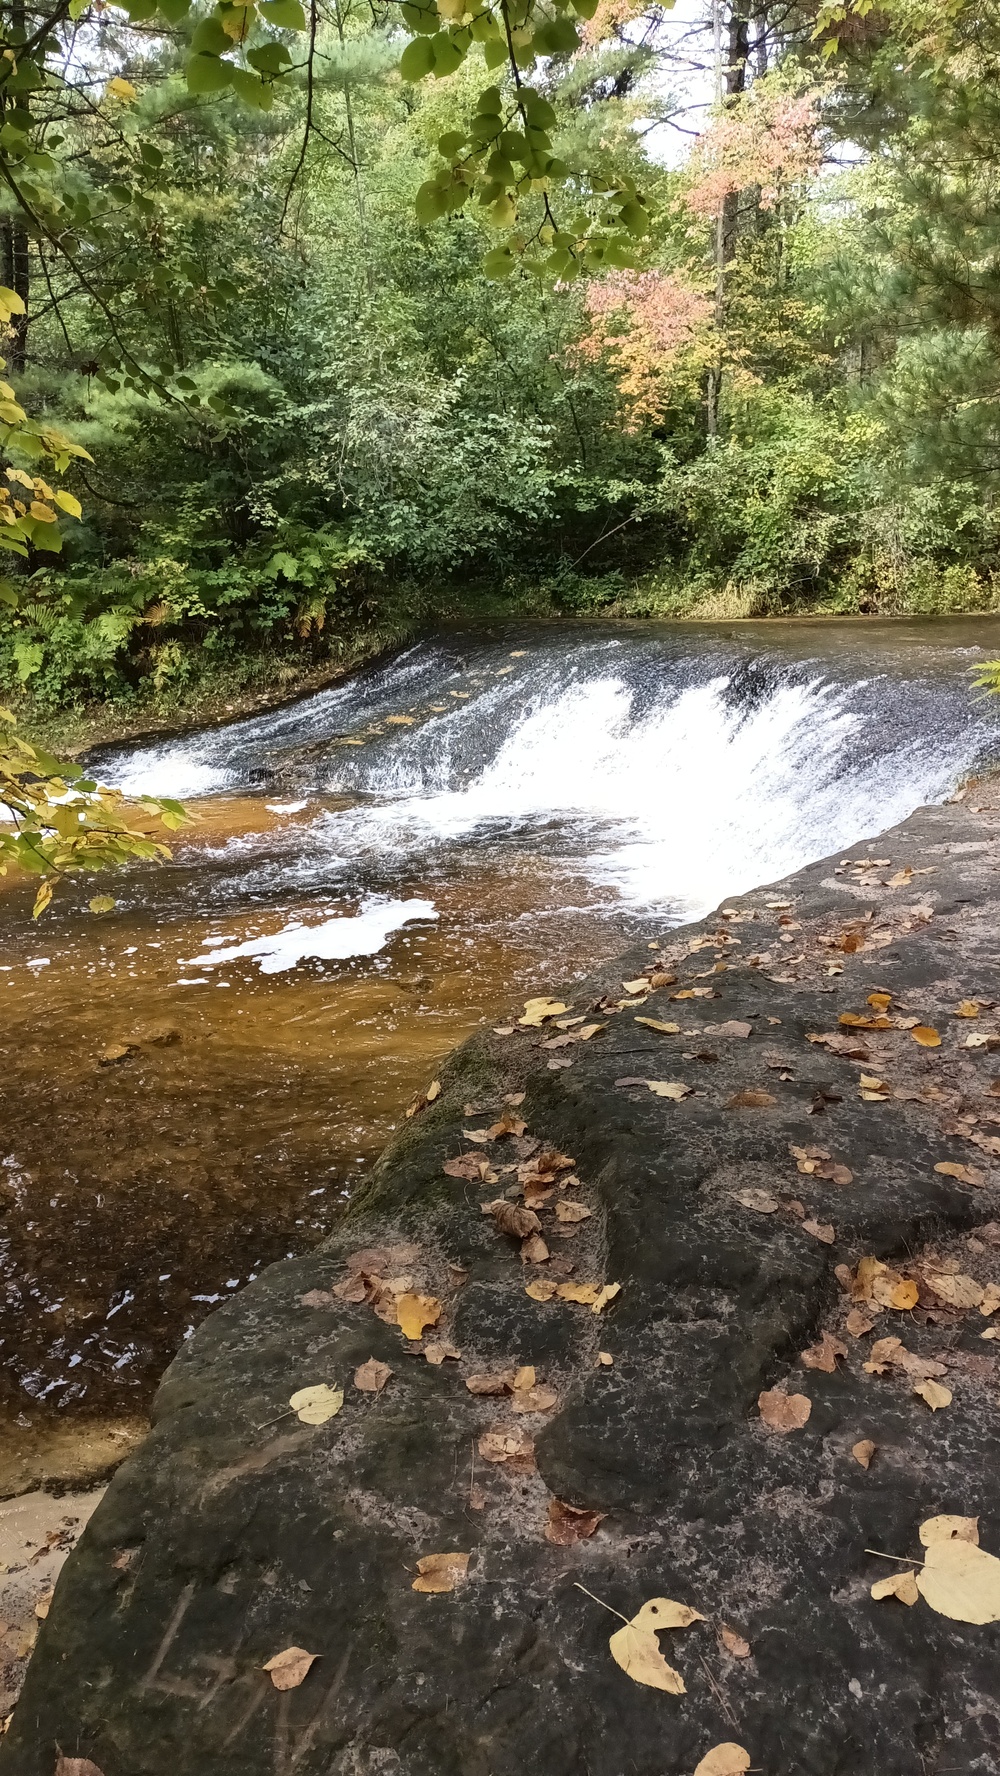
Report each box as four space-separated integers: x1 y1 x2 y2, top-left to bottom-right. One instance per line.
3 616 1000 1475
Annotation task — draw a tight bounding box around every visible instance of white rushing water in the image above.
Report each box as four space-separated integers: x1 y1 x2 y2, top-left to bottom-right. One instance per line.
102 627 1000 927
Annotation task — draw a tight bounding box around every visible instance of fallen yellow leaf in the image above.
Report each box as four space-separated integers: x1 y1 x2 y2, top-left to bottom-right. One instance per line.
934 1161 985 1187
396 1293 442 1339
289 1384 343 1425
955 1001 981 1018
525 1279 558 1301
920 1515 979 1546
518 997 570 1027
693 1745 751 1776
911 1025 941 1047
412 1552 470 1594
913 1378 952 1410
889 1278 919 1310
263 1646 319 1690
646 1079 692 1099
634 1017 681 1034
852 1439 876 1469
871 1570 918 1606
917 1531 1000 1622
608 1597 700 1693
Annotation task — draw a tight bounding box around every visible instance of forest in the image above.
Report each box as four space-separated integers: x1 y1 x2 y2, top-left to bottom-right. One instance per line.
0 0 999 720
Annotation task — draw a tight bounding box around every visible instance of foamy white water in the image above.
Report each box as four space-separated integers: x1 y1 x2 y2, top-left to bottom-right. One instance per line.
184 897 438 974
99 623 1000 925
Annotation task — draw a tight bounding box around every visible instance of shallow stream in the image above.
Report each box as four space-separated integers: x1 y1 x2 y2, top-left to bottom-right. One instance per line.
3 617 1000 1468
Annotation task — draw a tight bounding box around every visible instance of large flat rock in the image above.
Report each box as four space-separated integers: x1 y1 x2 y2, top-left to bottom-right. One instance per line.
7 795 1000 1775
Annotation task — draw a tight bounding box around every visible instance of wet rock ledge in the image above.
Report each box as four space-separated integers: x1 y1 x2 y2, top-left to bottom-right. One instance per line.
8 791 1000 1776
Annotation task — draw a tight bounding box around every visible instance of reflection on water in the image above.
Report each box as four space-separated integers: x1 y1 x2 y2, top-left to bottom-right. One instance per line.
3 616 1000 1458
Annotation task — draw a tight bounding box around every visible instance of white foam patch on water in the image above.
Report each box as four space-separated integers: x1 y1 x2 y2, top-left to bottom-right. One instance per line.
297 674 964 917
109 748 234 800
184 897 438 975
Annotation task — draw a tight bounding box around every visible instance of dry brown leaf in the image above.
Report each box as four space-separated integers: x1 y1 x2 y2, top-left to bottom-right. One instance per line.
934 1161 986 1187
802 1219 836 1244
956 1000 981 1018
846 1308 875 1337
555 1200 592 1224
622 977 651 994
412 1552 470 1594
478 1428 535 1469
912 1025 942 1047
544 1498 606 1544
731 1188 780 1213
693 1745 751 1776
465 1372 513 1395
923 1269 984 1308
512 1365 536 1390
510 1384 558 1414
486 1113 527 1139
871 1571 919 1606
55 1761 106 1776
289 1384 343 1425
396 1293 442 1340
484 1200 541 1239
920 1515 979 1546
800 1332 847 1373
521 1233 550 1264
518 997 570 1027
718 1625 751 1658
34 1590 53 1619
807 1031 872 1058
646 1079 692 1100
423 1341 461 1364
525 1279 558 1302
263 1646 319 1690
299 1288 337 1309
758 1389 811 1431
917 1533 1000 1623
980 1283 1000 1317
556 1281 605 1306
634 1017 681 1034
354 1358 392 1394
727 1090 777 1109
443 1154 492 1182
597 1350 614 1366
852 1438 877 1468
913 1378 952 1409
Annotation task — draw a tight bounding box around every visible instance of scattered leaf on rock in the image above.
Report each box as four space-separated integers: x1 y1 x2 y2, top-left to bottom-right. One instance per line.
466 1372 514 1395
55 1761 105 1776
263 1646 319 1690
802 1219 836 1244
555 1200 591 1224
917 1526 1000 1623
846 1308 876 1337
923 1269 984 1308
912 1025 942 1047
354 1358 392 1394
411 1552 470 1594
622 978 651 995
525 1279 558 1302
545 1498 606 1544
934 1161 986 1186
478 1428 535 1470
395 1293 442 1340
484 1200 541 1239
289 1384 344 1425
444 1153 493 1182
646 1080 693 1100
693 1745 751 1776
956 1000 981 1018
423 1340 462 1364
913 1378 952 1410
852 1439 876 1468
871 1570 919 1606
731 1187 780 1213
758 1389 811 1432
608 1597 701 1693
800 1331 846 1373
486 1113 527 1139
920 1515 979 1546
521 1233 550 1264
718 1625 751 1658
510 1384 558 1414
634 1017 681 1034
519 998 569 1027
727 1090 777 1109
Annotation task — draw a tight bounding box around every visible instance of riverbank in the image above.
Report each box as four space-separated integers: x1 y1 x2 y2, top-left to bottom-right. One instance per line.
8 783 1000 1774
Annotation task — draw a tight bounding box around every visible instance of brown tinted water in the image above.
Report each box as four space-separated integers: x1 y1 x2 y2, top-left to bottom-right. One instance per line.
4 617 1000 1479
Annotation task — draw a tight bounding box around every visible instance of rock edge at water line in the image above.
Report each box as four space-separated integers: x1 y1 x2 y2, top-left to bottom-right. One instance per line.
5 791 1000 1775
